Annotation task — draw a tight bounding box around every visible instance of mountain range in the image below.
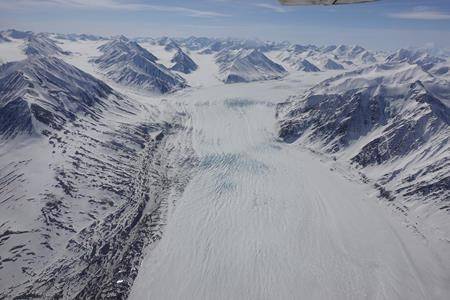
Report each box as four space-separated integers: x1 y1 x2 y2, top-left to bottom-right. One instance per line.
0 29 449 299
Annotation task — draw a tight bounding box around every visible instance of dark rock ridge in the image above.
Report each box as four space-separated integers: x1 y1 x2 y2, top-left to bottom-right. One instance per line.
324 59 345 70
296 59 321 72
171 49 198 74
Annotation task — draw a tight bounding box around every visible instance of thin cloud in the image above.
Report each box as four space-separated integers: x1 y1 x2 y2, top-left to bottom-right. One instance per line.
388 7 450 21
0 0 230 18
254 3 288 13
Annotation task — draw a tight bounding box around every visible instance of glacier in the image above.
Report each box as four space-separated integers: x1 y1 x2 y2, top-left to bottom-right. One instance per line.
0 30 449 300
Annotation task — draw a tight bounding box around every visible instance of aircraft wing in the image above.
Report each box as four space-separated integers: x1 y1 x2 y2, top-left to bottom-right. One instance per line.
279 0 378 5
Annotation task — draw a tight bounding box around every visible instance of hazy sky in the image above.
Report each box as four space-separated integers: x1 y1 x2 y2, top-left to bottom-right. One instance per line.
1 0 450 50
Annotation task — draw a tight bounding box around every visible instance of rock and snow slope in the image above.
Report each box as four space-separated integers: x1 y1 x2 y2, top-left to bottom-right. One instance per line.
170 49 198 74
0 56 116 138
278 62 450 246
93 36 187 94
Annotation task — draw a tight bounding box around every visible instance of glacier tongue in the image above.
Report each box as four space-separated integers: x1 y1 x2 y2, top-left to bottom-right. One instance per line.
130 83 450 300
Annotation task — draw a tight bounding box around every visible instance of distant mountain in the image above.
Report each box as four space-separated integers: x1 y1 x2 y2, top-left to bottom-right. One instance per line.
216 49 287 83
52 33 107 42
386 48 446 71
0 29 34 40
93 36 187 93
323 58 345 70
23 34 70 56
278 43 380 72
296 59 321 72
171 49 198 74
0 30 70 57
175 36 289 54
164 39 181 52
0 56 115 138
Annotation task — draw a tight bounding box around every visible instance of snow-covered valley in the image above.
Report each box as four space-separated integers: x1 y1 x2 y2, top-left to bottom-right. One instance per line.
0 30 449 299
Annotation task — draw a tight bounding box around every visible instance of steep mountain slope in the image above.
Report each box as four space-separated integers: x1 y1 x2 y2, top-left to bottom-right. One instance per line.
93 36 186 93
0 56 115 138
278 62 450 205
170 49 198 74
295 59 321 72
323 58 345 70
216 49 287 83
0 51 195 299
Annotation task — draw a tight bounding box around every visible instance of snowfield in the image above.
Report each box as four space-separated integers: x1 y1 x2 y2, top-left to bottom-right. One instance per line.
0 31 449 299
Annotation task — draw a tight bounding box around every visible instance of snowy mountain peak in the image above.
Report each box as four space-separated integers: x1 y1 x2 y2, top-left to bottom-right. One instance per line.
324 58 345 70
94 37 186 93
170 49 198 74
296 59 321 72
23 35 70 57
0 56 115 138
99 37 158 62
216 48 286 83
